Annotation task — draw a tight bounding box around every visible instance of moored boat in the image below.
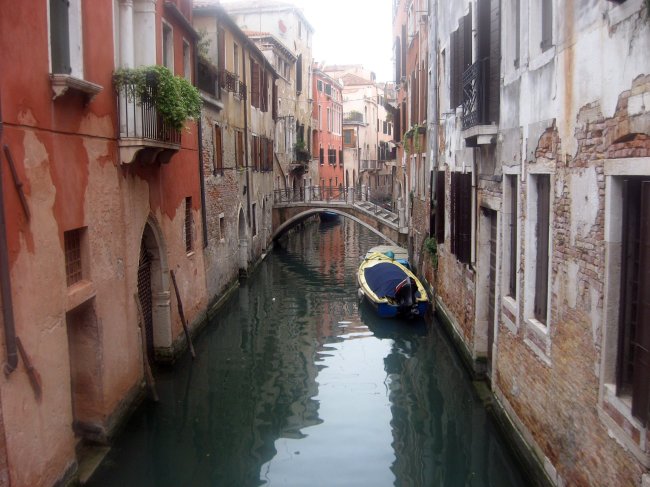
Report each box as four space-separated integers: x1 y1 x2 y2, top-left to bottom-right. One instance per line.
357 252 429 318
364 245 410 269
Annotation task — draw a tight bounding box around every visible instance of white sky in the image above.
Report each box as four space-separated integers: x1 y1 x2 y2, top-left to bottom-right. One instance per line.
221 0 394 82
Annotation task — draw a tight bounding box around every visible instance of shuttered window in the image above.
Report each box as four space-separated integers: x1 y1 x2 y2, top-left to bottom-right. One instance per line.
507 174 518 299
533 174 550 323
449 8 472 109
339 150 343 166
617 178 650 425
319 148 324 165
214 125 223 174
50 0 71 74
435 170 446 243
450 172 472 264
185 197 193 253
235 130 243 168
250 59 260 108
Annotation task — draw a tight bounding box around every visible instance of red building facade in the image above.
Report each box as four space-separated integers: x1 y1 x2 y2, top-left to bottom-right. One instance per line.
312 65 344 192
0 1 207 485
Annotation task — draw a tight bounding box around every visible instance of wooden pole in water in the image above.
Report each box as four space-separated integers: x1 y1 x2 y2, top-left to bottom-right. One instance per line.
134 294 159 402
169 270 196 359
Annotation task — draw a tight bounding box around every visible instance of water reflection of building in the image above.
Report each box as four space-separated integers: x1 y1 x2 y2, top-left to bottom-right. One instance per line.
383 325 525 486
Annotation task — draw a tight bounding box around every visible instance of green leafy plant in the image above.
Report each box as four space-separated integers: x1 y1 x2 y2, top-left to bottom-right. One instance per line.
113 65 202 131
424 236 438 269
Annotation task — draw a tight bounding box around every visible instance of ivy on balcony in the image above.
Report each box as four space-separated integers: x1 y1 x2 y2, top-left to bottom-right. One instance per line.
113 65 202 131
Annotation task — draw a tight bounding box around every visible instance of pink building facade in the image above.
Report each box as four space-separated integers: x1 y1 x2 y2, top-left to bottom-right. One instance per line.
312 65 344 191
0 1 208 485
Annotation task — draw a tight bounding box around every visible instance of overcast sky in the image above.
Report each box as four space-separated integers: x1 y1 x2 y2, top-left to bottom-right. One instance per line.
221 0 394 82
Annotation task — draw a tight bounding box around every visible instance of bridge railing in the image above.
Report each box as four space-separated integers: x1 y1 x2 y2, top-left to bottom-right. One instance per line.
274 188 305 203
310 185 347 202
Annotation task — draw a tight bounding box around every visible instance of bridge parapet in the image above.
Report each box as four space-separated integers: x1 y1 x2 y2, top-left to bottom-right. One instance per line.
272 186 407 246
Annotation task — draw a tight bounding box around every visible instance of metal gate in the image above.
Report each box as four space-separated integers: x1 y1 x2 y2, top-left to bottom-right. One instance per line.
137 241 154 362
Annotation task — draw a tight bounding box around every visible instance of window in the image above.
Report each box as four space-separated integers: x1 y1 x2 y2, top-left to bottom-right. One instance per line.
514 0 521 67
185 197 193 253
214 125 223 174
339 150 343 166
183 39 191 80
50 0 84 77
449 7 472 109
616 177 650 424
450 172 472 264
233 43 239 76
235 130 243 168
163 21 173 70
344 129 353 146
541 0 553 51
252 203 257 236
319 147 324 165
327 108 331 132
219 213 225 242
526 173 551 325
325 84 332 96
250 59 260 108
328 149 336 165
296 54 303 94
317 80 323 92
318 105 322 130
252 135 259 171
64 228 84 286
435 170 445 243
504 174 518 299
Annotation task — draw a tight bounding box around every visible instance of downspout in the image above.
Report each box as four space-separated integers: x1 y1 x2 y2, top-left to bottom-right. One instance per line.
0 95 18 375
429 0 439 238
194 43 208 249
243 46 251 226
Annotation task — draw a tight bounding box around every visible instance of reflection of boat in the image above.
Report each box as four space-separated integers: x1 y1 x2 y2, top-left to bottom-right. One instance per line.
319 211 340 222
365 245 410 269
357 252 429 319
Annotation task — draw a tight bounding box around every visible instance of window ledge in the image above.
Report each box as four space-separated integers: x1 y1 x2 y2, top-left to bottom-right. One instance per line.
599 384 650 467
50 74 103 102
66 279 96 312
501 296 518 332
524 317 551 365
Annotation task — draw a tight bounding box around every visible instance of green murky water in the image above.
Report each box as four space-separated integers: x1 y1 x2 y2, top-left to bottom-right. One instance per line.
88 218 528 487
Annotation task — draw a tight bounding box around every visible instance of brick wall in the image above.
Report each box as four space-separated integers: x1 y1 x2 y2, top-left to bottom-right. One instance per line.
494 75 650 486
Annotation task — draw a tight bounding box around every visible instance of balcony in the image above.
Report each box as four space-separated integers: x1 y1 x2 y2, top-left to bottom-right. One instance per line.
197 63 246 101
117 79 181 165
461 58 497 147
360 159 378 172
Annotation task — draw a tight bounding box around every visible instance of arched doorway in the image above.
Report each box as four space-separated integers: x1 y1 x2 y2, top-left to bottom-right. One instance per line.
238 207 248 275
137 220 172 362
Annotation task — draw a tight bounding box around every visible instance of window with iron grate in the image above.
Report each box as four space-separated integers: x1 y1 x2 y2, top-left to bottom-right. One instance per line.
64 228 84 286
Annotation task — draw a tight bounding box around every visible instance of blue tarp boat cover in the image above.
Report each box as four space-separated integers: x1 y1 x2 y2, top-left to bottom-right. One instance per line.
363 262 408 299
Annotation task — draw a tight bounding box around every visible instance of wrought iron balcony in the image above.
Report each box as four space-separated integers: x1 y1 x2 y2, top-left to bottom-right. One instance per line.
116 78 181 165
461 58 488 131
197 64 246 100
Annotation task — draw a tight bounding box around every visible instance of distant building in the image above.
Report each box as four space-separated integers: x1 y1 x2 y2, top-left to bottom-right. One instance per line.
223 0 315 194
311 64 344 194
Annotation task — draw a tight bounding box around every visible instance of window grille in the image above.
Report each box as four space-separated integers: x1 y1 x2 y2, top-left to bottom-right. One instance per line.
64 229 83 286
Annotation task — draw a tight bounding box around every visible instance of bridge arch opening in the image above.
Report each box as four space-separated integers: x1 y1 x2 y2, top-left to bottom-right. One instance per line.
272 208 399 246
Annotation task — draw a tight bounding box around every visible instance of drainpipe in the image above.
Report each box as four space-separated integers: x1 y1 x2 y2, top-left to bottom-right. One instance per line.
429 0 439 238
194 43 208 249
0 94 18 375
243 46 251 226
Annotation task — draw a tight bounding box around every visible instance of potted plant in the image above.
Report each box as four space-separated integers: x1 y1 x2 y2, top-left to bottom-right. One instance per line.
113 65 202 131
294 140 310 163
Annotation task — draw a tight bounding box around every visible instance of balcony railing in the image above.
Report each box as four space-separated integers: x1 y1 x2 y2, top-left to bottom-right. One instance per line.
461 58 488 131
197 64 246 100
117 79 180 145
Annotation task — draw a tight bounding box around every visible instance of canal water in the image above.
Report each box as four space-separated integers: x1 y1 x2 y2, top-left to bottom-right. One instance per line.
88 218 528 487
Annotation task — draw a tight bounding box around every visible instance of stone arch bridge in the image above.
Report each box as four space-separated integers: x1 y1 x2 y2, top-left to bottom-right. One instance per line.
272 187 408 247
